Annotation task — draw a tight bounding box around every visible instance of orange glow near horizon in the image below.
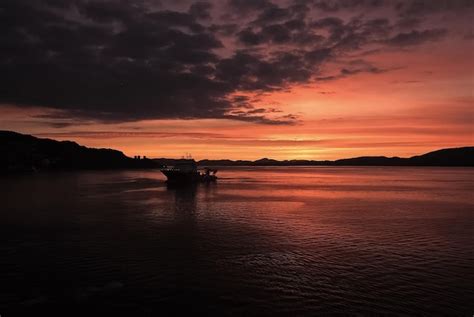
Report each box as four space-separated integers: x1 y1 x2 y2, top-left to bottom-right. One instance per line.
1 31 473 160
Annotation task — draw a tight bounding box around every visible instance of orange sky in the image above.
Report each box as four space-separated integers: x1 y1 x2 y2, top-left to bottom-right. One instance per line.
0 1 473 160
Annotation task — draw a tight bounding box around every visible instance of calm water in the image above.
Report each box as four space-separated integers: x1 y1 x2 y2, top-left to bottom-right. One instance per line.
0 167 473 315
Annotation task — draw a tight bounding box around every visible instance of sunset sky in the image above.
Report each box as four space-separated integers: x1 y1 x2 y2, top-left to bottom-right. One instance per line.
1 0 473 160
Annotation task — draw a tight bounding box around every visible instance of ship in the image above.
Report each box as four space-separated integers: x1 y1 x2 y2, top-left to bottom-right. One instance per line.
160 159 217 184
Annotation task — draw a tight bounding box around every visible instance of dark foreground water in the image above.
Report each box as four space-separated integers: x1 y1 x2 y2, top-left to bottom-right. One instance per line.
0 167 473 316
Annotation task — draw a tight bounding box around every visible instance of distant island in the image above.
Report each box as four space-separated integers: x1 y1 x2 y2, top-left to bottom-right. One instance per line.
191 147 474 167
1 130 473 173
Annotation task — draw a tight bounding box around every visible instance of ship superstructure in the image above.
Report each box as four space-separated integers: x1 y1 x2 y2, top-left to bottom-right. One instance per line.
160 159 217 184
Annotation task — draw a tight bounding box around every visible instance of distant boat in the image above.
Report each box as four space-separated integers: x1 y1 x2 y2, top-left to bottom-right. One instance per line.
160 159 217 184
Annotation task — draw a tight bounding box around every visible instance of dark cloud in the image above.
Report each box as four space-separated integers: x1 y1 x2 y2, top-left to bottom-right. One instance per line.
395 0 474 17
310 0 473 16
386 29 447 46
317 60 388 81
284 19 306 31
304 48 332 64
188 1 212 20
464 31 474 40
311 0 385 12
395 16 422 29
224 114 299 125
45 122 77 128
253 4 293 25
0 0 231 123
227 0 273 13
237 27 265 45
340 61 384 75
35 131 229 139
146 10 206 33
209 23 239 36
215 51 312 91
0 0 467 126
223 110 300 125
79 0 145 23
238 15 329 46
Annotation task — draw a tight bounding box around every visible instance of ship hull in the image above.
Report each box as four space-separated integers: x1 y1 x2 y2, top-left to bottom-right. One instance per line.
161 170 201 183
160 169 217 184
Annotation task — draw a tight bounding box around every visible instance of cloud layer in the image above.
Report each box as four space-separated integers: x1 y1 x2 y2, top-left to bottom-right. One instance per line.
0 0 471 124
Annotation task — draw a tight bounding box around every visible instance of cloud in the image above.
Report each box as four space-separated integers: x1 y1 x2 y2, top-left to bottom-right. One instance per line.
0 0 467 126
0 0 231 123
311 0 385 12
223 113 300 125
310 0 473 16
189 1 213 20
253 4 294 25
395 0 474 17
464 31 474 40
386 29 447 46
227 0 273 13
35 131 228 139
209 23 239 36
317 59 389 81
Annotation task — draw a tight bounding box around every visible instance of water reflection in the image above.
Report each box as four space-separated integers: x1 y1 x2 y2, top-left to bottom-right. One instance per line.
167 183 198 216
0 167 472 315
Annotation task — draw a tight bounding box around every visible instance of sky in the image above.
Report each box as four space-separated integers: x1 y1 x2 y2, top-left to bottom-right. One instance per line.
0 0 473 160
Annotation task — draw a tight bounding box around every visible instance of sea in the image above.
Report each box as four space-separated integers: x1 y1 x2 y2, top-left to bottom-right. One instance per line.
0 167 473 316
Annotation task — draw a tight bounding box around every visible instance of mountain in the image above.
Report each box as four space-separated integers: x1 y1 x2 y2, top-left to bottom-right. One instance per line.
195 148 473 167
1 131 472 173
333 156 405 166
0 130 159 172
332 147 473 166
408 147 474 166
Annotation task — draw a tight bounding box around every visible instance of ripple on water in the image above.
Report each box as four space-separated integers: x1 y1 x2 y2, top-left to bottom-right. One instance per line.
0 167 473 315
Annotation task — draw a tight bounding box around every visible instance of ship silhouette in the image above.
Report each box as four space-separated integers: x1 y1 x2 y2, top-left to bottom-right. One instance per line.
160 158 217 184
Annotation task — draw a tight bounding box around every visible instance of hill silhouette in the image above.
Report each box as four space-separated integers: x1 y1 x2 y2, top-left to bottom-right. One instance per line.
196 148 473 167
0 131 158 172
1 131 473 173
